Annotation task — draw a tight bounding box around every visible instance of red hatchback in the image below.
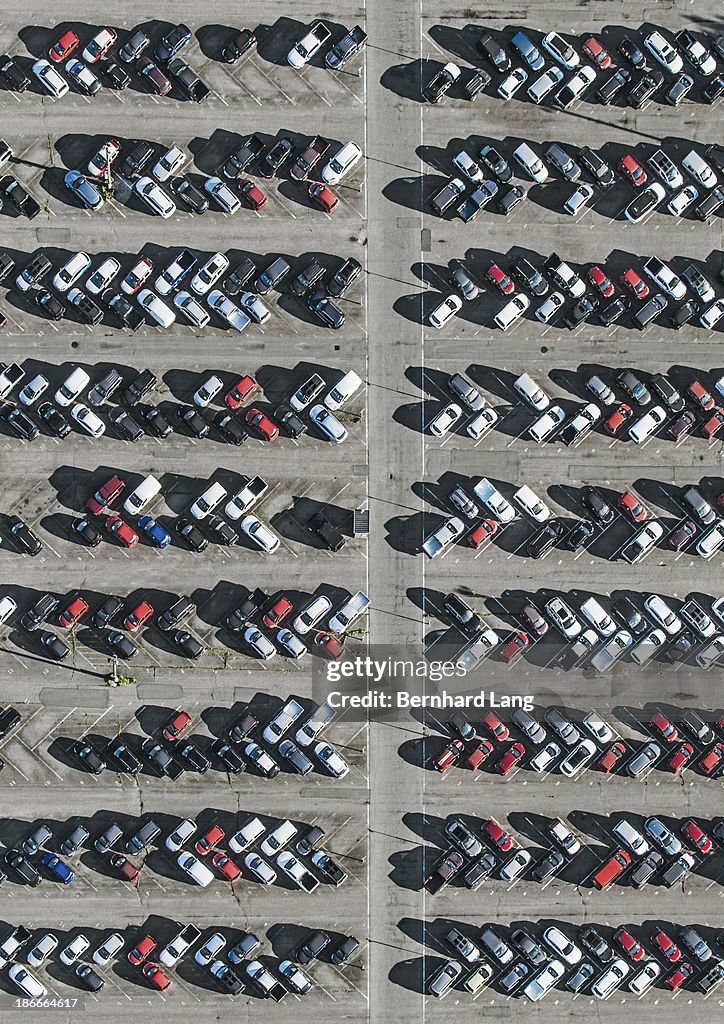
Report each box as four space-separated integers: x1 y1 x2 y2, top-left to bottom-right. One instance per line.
245 408 279 442
496 741 525 775
500 631 529 664
603 403 633 436
486 264 515 295
583 36 612 68
124 601 154 632
587 265 615 297
699 741 724 776
309 182 339 212
466 739 494 770
143 963 172 991
263 596 293 629
481 711 510 742
614 926 645 961
314 631 344 658
196 825 225 856
599 740 627 773
653 930 681 961
621 268 649 298
483 818 513 852
105 515 139 548
213 851 241 881
665 962 693 991
163 710 192 742
682 818 713 854
225 376 259 410
59 596 89 629
49 30 80 62
87 474 125 515
433 738 464 773
128 934 156 966
466 519 498 549
669 741 694 773
702 409 724 439
619 154 647 186
688 380 715 410
239 179 267 210
650 711 678 743
618 491 646 522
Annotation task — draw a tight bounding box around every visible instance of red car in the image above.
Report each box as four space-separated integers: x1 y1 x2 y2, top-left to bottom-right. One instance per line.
483 818 513 852
433 738 465 773
239 179 267 210
481 711 509 742
110 854 140 883
699 741 724 776
702 409 724 440
87 474 125 515
619 154 647 186
599 740 627 773
213 851 241 882
669 741 694 773
668 411 696 441
225 376 259 410
603 403 633 436
163 710 192 742
496 741 525 775
587 265 615 297
195 825 225 856
500 631 529 664
143 963 172 991
59 596 89 629
620 267 649 298
614 926 645 961
688 380 715 410
466 519 498 549
309 182 339 212
128 934 156 966
466 739 494 770
136 58 172 96
665 962 693 992
313 631 344 658
49 30 80 62
124 600 154 632
650 711 678 743
682 818 713 854
245 408 279 442
668 520 696 551
263 596 293 629
653 930 681 961
122 257 153 295
486 264 515 295
583 36 612 68
618 491 646 522
105 515 139 548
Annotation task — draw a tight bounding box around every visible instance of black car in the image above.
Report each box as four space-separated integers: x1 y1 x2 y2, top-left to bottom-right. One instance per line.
154 23 191 62
259 137 294 177
510 257 548 296
526 520 565 558
564 519 595 551
531 849 565 882
422 64 459 103
617 369 650 405
140 404 173 438
93 596 123 629
596 67 631 104
580 925 614 962
105 291 145 331
297 930 330 966
213 411 247 445
0 55 31 91
599 295 630 327
9 515 42 555
477 32 511 71
328 256 362 298
703 73 724 104
464 66 490 99
34 288 65 320
664 628 697 662
275 403 307 438
157 595 194 633
0 252 15 284
480 144 512 182
110 409 144 442
511 928 547 966
650 373 684 413
208 516 238 546
121 369 156 405
71 517 102 547
177 405 209 438
228 711 259 744
107 630 138 659
39 630 70 660
179 740 210 773
76 964 104 992
0 176 40 219
666 72 694 105
564 295 598 330
72 739 106 774
68 291 102 325
613 596 647 636
221 134 264 178
175 517 208 552
211 740 246 774
307 290 345 329
226 593 261 633
5 407 39 441
221 29 256 63
141 739 185 779
170 176 209 213
581 486 614 525
4 849 40 886
0 706 21 739
617 36 648 70
102 63 131 89
578 146 615 188
496 184 526 215
212 963 245 994
223 258 256 296
291 259 325 297
331 936 360 966
107 739 142 774
628 69 664 110
670 298 699 330
443 592 480 633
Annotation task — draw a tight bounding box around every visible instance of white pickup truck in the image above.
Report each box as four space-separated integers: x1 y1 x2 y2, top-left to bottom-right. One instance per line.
473 478 516 523
288 22 331 68
422 517 464 558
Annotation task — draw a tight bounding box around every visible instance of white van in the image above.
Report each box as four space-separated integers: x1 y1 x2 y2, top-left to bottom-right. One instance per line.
579 597 616 636
190 481 227 519
55 367 90 407
513 372 550 411
322 141 362 185
137 288 176 328
494 293 529 331
513 142 548 183
628 405 666 444
123 474 161 515
229 816 265 853
324 370 362 411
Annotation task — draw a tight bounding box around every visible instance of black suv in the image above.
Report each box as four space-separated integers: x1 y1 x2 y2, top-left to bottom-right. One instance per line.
581 486 614 525
328 257 361 298
0 55 30 91
224 258 256 296
617 369 651 405
290 259 325 297
596 67 631 104
650 373 684 413
613 596 647 635
0 176 40 218
628 69 664 109
526 520 565 558
259 137 294 177
222 134 264 178
578 147 615 188
122 369 156 405
120 141 154 178
477 32 511 71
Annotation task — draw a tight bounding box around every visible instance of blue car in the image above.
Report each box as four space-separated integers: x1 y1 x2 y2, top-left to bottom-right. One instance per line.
510 31 545 71
138 515 171 549
64 170 104 211
41 852 75 885
154 23 191 62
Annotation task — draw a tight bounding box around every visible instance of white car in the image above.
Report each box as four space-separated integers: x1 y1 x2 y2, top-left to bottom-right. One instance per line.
643 595 682 635
429 293 462 329
190 481 227 520
697 521 724 557
541 31 580 70
630 628 667 665
137 289 176 327
529 741 561 773
315 741 349 777
33 58 69 97
528 405 565 442
0 595 17 624
456 630 500 672
178 852 214 887
494 293 529 331
27 934 58 967
700 298 724 329
66 59 101 95
310 404 348 443
191 253 230 295
695 635 724 668
53 251 92 293
278 960 312 994
589 629 633 672
19 374 49 406
195 932 226 967
59 934 90 966
92 932 124 966
329 591 370 633
571 627 600 659
174 291 210 328
624 181 666 223
544 597 582 639
543 926 582 965
561 738 597 777
321 141 362 185
668 184 698 215
71 404 106 437
497 67 527 99
554 66 596 108
581 713 613 744
513 484 550 522
294 595 333 634
8 965 46 999
466 407 498 440
628 406 666 444
276 850 319 890
644 31 684 74
121 256 154 295
135 177 176 218
243 627 276 660
620 521 664 563
527 66 564 103
474 478 516 523
207 289 250 332
86 257 121 295
153 145 187 183
535 290 565 322
591 957 630 999
241 515 280 553
499 849 532 882
244 852 277 885
239 292 271 324
628 961 661 996
204 176 241 214
452 150 484 183
165 818 197 853
277 629 307 659
82 27 117 63
193 375 223 407
429 402 462 437
523 959 565 1002
564 183 594 215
